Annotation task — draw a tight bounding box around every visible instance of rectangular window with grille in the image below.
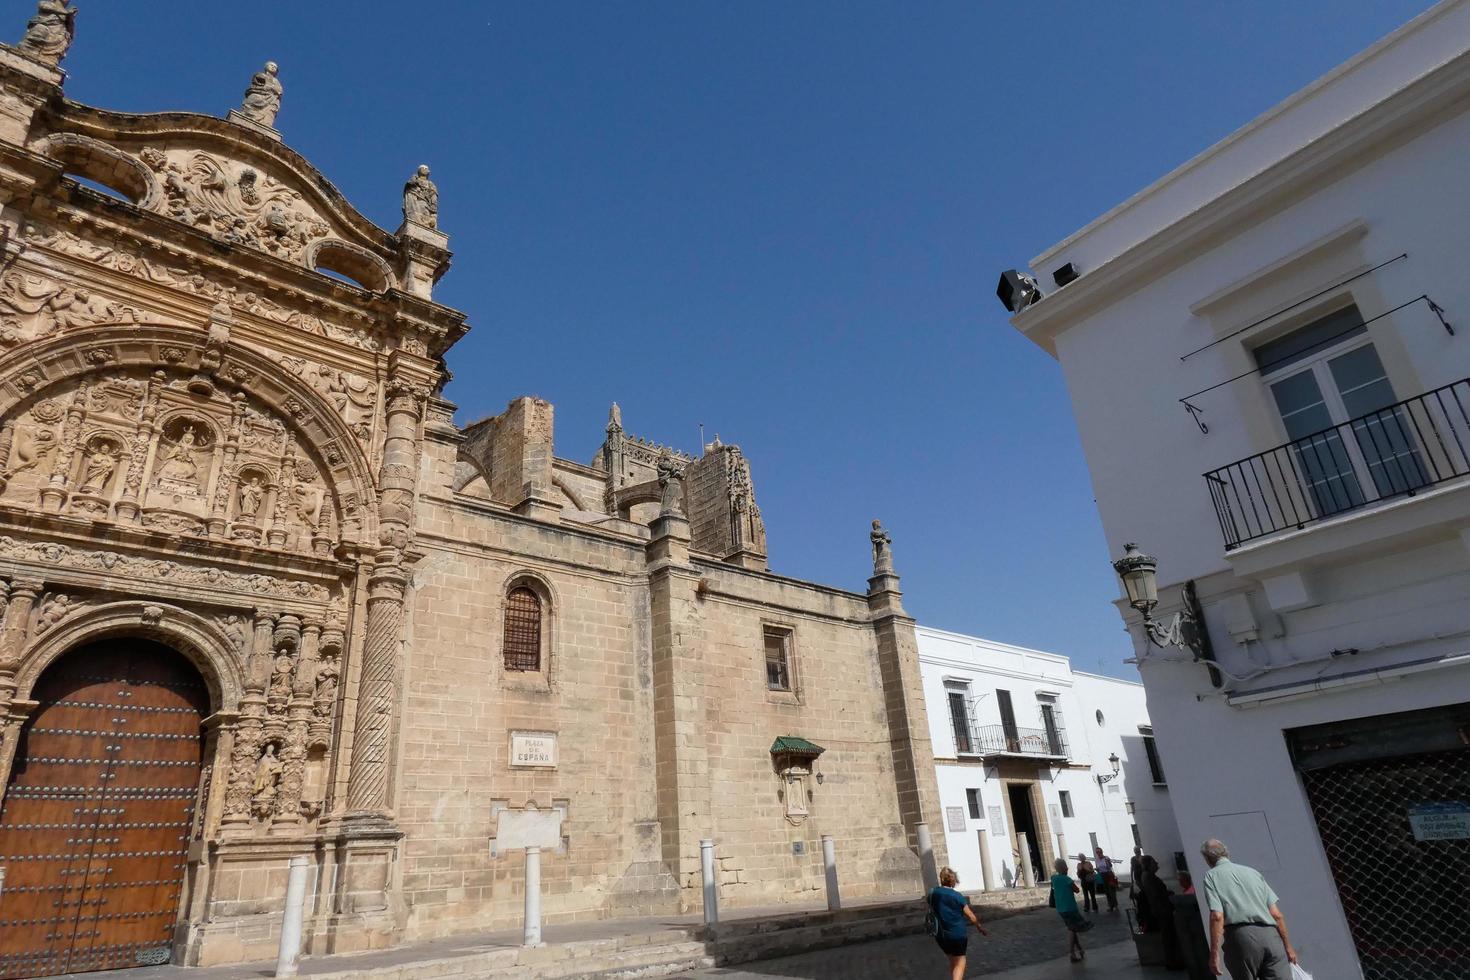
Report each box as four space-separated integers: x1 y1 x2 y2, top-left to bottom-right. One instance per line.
1140 727 1166 784
946 682 973 754
966 787 982 819
503 586 543 672
764 627 792 691
1059 790 1074 818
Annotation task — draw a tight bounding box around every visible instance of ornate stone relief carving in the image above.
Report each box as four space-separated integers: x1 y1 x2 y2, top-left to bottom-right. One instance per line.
0 537 330 602
19 223 385 352
0 366 342 556
278 357 375 442
138 148 328 262
250 741 282 819
0 270 144 347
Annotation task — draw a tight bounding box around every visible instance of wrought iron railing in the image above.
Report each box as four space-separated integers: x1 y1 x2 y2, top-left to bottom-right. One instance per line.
970 725 1068 758
1205 379 1470 549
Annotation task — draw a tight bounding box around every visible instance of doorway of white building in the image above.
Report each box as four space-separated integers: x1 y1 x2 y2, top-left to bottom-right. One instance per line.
1289 702 1470 980
1006 783 1044 886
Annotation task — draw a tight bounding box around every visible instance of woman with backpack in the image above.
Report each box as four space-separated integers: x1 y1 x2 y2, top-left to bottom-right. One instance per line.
927 867 989 980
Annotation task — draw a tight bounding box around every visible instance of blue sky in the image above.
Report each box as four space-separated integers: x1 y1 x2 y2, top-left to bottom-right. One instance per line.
59 1 1432 677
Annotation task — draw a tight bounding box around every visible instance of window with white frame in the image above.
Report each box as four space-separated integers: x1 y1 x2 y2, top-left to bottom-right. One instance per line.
945 680 975 755
1254 304 1426 516
1036 692 1068 756
1059 789 1074 818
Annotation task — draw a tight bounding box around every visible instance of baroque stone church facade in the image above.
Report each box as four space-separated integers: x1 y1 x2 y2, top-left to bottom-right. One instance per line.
0 7 947 974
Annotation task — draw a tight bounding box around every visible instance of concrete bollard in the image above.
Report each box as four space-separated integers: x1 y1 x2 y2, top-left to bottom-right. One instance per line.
523 846 544 947
977 830 996 891
700 839 719 925
821 835 841 910
916 823 939 893
273 855 310 978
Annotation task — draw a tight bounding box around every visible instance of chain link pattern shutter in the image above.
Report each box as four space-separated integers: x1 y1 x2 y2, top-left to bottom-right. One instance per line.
1299 747 1469 980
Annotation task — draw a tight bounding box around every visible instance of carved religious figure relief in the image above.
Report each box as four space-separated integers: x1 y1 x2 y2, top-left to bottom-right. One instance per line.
76 437 120 494
251 742 283 818
268 651 294 710
4 425 57 480
237 475 265 520
17 0 75 65
155 425 203 489
238 62 283 128
292 482 322 530
313 658 338 719
0 272 140 345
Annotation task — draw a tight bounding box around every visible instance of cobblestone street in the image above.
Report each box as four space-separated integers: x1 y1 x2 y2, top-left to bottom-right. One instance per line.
680 907 1156 979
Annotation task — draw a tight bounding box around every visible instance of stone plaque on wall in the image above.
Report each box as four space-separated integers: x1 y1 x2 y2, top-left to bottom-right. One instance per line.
509 731 557 768
946 806 967 832
988 806 1006 834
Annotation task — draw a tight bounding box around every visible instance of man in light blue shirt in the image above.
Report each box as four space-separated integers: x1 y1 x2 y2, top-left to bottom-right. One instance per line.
1201 839 1299 979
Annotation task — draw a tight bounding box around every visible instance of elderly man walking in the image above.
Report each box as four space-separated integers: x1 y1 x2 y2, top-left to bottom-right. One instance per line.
1200 839 1299 979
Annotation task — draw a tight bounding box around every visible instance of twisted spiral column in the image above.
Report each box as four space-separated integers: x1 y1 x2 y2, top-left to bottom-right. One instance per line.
344 564 408 819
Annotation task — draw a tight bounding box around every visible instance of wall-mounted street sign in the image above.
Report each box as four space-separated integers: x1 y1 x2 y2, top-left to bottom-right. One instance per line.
510 731 558 769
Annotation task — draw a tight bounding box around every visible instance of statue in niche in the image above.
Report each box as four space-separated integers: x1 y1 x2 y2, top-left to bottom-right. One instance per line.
251 743 282 817
17 0 75 65
314 659 338 717
237 475 264 519
870 519 893 574
238 62 283 127
77 443 118 494
402 165 438 228
656 452 685 518
268 651 294 706
155 426 202 486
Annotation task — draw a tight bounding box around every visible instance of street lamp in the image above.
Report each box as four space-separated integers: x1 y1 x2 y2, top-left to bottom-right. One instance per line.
1111 543 1211 658
1096 753 1121 788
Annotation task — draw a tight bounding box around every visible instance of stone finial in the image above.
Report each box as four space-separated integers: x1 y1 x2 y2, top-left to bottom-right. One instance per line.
606 401 623 433
17 0 75 66
237 61 283 128
657 451 685 518
870 519 894 575
403 164 439 229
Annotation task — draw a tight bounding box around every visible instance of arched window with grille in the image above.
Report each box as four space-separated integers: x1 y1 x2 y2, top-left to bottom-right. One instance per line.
502 586 543 672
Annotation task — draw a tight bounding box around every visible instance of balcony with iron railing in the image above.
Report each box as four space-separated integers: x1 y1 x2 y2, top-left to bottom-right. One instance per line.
958 724 1068 760
1205 378 1470 550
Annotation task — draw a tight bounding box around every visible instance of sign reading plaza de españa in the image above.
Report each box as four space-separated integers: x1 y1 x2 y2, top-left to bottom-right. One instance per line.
1407 802 1470 841
510 731 558 769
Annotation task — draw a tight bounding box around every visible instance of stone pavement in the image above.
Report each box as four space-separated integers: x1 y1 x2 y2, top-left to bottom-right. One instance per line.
678 907 1165 979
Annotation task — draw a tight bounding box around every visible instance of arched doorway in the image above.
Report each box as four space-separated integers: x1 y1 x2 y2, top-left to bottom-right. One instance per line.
0 641 209 978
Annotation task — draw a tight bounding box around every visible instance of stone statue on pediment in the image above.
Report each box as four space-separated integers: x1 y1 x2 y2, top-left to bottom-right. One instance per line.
18 0 75 65
403 165 438 229
238 62 283 128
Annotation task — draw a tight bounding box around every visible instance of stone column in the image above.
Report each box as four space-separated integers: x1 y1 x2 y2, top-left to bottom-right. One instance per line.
40 381 87 512
273 622 320 832
342 361 427 822
866 523 950 874
116 370 164 522
222 610 274 832
208 393 246 537
0 578 41 693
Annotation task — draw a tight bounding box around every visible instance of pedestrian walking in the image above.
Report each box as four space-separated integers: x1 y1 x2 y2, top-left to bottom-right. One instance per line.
1129 845 1144 905
926 866 989 980
1050 857 1093 963
1139 855 1185 969
1200 839 1300 979
1094 846 1119 911
1077 851 1099 912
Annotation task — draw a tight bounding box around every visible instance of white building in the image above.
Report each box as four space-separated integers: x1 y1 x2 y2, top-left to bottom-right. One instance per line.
917 625 1182 892
1006 3 1470 978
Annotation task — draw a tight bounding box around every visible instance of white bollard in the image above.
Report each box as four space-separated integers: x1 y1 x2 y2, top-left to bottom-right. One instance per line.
273 855 310 978
523 846 544 947
821 835 841 910
916 823 938 893
700 839 719 925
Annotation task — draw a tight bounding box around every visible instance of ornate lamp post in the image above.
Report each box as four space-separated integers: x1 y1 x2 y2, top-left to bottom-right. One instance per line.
1096 752 1121 789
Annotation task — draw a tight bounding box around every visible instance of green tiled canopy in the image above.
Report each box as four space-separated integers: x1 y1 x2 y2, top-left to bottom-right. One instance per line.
770 736 825 758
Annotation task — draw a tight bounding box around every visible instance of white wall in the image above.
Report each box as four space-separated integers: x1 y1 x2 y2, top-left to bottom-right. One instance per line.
1007 10 1470 977
918 627 1183 893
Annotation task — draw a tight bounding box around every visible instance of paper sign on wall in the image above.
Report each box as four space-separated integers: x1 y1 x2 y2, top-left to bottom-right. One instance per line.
1408 802 1470 841
946 807 967 832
